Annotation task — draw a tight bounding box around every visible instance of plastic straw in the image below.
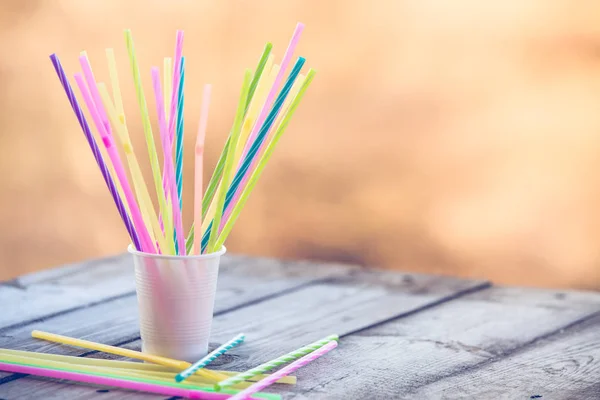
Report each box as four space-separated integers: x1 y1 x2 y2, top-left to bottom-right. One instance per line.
164 57 173 120
97 83 168 252
206 70 252 253
79 51 112 134
176 333 245 383
0 349 296 385
215 333 336 390
201 61 277 238
49 54 141 250
31 330 228 382
124 29 172 252
184 42 274 254
238 22 304 163
0 352 278 390
234 57 276 165
74 72 155 253
229 340 337 400
215 69 315 249
175 57 185 210
193 84 212 255
200 58 306 251
151 67 186 255
217 59 306 232
0 361 280 400
169 30 184 145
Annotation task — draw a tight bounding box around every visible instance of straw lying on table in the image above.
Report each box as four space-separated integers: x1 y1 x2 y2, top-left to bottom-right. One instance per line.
50 22 315 255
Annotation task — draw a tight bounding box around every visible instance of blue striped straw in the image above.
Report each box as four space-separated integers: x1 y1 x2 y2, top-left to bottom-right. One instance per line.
175 57 185 208
175 333 245 383
199 57 306 252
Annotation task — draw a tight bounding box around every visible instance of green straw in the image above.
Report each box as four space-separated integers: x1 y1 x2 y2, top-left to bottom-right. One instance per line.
185 42 273 254
215 332 335 391
214 69 316 250
206 70 252 253
124 29 174 253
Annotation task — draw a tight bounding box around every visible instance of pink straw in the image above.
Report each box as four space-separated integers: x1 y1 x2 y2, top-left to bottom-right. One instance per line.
74 73 155 253
151 67 186 255
237 22 304 164
0 362 248 399
79 55 112 135
193 84 212 255
228 340 338 400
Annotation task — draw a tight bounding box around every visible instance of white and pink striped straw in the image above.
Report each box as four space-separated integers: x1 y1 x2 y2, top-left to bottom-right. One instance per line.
228 340 338 400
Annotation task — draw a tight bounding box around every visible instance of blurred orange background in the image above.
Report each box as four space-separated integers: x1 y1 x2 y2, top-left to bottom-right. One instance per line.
1 0 600 289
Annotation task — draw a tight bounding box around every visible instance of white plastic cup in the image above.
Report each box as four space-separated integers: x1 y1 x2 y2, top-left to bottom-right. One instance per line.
128 245 226 362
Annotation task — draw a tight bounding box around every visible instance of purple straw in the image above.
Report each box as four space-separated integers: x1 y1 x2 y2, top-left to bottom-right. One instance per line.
49 54 142 251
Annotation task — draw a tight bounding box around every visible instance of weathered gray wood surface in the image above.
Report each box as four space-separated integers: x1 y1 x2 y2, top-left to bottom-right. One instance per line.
1 252 599 399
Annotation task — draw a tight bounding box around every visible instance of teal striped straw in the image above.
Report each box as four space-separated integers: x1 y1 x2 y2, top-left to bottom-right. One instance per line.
215 334 338 391
175 57 185 208
175 333 245 383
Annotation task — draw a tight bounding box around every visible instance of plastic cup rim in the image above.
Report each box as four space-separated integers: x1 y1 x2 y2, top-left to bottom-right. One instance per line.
127 244 226 260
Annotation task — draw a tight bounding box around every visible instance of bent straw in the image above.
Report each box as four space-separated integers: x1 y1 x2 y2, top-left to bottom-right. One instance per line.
176 333 245 382
185 42 273 254
206 70 252 253
49 54 141 250
124 29 171 251
0 361 280 400
152 67 186 255
216 332 336 391
229 340 337 400
215 69 316 250
31 330 229 383
238 23 304 164
74 72 155 253
97 83 168 252
193 84 212 255
0 349 296 385
199 58 306 251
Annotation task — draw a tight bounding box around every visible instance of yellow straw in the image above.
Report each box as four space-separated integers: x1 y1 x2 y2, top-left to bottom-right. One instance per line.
31 330 228 383
216 69 316 249
0 349 296 385
97 83 169 252
124 29 171 252
206 70 252 253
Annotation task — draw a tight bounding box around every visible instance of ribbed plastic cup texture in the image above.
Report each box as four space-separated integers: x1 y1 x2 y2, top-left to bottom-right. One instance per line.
129 245 226 362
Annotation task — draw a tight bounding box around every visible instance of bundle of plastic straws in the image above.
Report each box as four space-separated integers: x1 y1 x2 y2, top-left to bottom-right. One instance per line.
49 22 314 255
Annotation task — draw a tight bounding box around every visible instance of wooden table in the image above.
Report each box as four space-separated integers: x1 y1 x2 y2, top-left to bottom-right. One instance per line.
1 253 599 399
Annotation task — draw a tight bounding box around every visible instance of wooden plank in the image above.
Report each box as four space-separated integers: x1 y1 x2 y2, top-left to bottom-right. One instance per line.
405 311 600 400
275 286 600 399
0 254 354 331
0 270 487 398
